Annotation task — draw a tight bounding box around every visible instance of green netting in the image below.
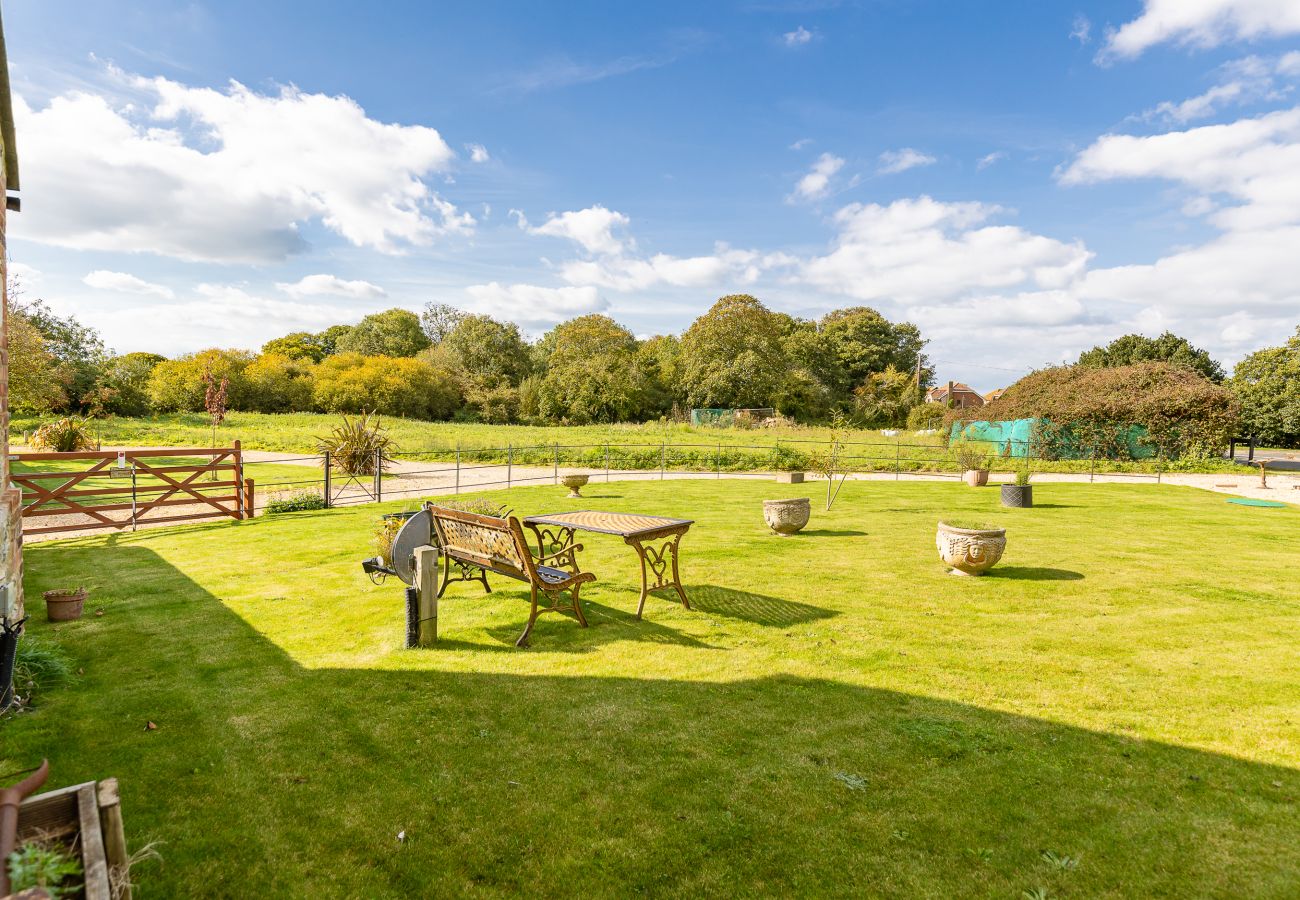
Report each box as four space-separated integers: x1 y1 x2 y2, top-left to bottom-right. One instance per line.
1226 498 1287 508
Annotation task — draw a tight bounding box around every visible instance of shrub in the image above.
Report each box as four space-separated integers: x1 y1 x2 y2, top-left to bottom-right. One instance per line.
312 353 459 420
265 491 328 514
952 442 991 471
907 403 944 431
11 633 73 704
317 412 394 476
146 349 253 412
955 362 1239 459
244 353 315 413
30 416 97 452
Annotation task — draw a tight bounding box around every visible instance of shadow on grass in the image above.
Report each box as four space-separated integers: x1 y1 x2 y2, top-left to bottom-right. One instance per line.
798 529 869 537
10 543 1298 897
987 566 1084 581
688 584 838 627
1027 503 1077 509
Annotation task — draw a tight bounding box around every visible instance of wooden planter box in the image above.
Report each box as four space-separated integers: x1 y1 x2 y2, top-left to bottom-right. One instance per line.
12 778 128 900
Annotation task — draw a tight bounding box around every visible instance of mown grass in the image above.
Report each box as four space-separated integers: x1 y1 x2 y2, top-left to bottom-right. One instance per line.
5 479 1298 896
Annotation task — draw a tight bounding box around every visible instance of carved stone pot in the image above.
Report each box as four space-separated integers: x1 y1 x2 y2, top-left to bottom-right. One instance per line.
764 497 811 536
561 474 590 498
935 522 1006 576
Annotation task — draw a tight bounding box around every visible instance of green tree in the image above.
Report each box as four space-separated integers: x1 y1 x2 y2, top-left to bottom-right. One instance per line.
536 315 656 423
679 295 790 409
244 353 316 412
262 332 327 363
98 352 167 416
638 334 684 415
1078 331 1225 383
852 365 918 427
314 324 353 357
19 297 110 409
1228 327 1300 447
420 302 466 345
335 308 431 357
5 301 66 413
146 349 253 412
312 353 459 420
441 314 531 385
819 307 929 391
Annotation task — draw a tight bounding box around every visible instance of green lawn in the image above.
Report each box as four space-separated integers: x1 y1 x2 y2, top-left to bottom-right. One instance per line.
6 480 1298 897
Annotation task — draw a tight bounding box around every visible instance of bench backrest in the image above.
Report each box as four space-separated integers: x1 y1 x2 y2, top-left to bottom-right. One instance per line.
427 505 537 583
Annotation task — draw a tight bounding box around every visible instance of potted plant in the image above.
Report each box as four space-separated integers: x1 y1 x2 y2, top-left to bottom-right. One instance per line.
935 520 1006 576
1001 470 1033 507
763 497 811 536
43 588 87 623
953 444 991 487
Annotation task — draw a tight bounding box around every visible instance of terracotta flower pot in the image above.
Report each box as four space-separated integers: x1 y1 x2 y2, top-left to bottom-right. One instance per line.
963 469 990 487
935 522 1006 576
44 588 88 622
561 474 590 498
763 497 811 536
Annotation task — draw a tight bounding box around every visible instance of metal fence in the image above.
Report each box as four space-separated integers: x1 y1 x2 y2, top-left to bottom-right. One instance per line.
241 436 1174 517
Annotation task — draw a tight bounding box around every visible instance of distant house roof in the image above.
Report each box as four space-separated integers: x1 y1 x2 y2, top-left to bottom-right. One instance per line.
984 388 1007 402
926 382 986 407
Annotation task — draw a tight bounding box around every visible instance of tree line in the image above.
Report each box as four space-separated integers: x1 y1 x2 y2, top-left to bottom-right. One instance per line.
9 282 1300 447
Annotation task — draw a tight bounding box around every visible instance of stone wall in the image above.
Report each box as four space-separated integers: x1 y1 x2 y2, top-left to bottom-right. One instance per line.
0 124 21 627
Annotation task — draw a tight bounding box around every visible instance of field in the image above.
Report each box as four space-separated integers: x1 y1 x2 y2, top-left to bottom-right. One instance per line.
8 411 1240 475
6 479 1298 896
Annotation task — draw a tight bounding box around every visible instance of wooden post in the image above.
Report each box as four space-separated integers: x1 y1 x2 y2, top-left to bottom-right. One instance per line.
97 778 131 900
415 546 439 646
323 451 332 508
233 439 243 519
374 449 382 503
243 478 255 519
507 444 512 489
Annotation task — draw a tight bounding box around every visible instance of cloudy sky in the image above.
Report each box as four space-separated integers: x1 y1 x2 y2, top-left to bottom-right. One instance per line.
6 0 1300 390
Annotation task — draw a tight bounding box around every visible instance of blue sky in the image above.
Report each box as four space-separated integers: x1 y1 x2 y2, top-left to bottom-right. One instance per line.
6 0 1300 390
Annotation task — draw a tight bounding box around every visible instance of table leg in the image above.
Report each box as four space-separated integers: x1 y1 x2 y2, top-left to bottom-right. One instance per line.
630 529 690 618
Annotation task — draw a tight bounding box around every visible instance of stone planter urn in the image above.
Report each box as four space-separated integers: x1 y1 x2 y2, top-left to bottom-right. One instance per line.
963 469 990 487
763 497 811 536
561 474 590 498
935 522 1006 576
44 588 88 622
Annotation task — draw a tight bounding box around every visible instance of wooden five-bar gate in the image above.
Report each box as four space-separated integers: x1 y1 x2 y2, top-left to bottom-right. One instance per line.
11 444 254 537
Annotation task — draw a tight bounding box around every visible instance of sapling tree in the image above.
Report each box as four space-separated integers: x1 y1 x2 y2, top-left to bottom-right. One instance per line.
203 367 230 481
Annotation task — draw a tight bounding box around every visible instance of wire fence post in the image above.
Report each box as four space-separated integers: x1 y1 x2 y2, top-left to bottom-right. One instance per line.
1156 450 1163 485
455 448 461 495
1089 445 1096 483
507 443 512 490
374 449 382 503
660 442 666 480
895 440 901 480
716 443 721 479
605 444 611 482
323 451 332 508
554 443 559 484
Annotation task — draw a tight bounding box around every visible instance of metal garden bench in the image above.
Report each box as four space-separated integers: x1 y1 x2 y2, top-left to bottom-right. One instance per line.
427 505 595 646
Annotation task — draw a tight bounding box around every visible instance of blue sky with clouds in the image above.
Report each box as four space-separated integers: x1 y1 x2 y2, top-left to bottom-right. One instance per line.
6 0 1300 390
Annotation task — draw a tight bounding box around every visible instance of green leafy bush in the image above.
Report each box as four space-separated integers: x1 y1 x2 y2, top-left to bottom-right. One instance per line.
265 491 328 514
956 362 1239 459
906 403 944 431
952 442 990 471
30 416 97 452
311 353 458 420
11 633 74 705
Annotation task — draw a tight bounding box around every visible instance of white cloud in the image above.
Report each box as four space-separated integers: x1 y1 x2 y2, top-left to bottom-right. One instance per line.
7 262 42 287
1070 15 1092 44
515 205 632 255
560 244 796 292
789 152 845 202
467 143 490 163
83 269 174 298
877 148 937 175
1141 54 1297 122
1059 106 1300 231
789 138 813 150
275 274 387 300
1102 0 1300 61
800 196 1091 304
977 151 1008 170
13 72 474 263
782 26 815 47
464 282 607 327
